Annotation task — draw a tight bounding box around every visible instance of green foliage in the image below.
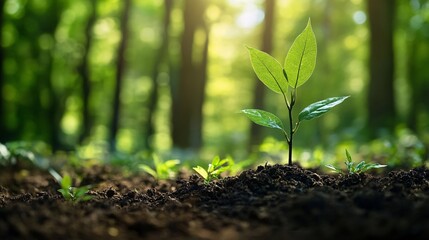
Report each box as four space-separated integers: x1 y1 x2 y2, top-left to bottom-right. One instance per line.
326 150 387 174
193 156 234 183
366 127 426 168
241 109 285 131
242 19 349 165
0 142 50 169
49 169 93 203
298 96 350 122
139 154 180 180
2 0 428 156
246 46 288 93
284 20 317 88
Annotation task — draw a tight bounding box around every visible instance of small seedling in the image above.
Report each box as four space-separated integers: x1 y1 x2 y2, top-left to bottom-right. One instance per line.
193 156 234 183
326 150 387 174
49 169 93 203
242 19 348 165
139 154 180 180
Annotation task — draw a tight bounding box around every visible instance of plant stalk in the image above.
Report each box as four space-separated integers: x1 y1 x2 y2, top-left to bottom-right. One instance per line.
287 89 296 165
287 106 294 165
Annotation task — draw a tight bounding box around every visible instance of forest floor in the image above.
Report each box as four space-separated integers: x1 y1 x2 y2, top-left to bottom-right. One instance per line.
1 164 429 239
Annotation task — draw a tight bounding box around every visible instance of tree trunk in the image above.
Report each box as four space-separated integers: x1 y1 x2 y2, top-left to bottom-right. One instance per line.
78 0 97 144
249 0 275 148
407 29 429 131
407 31 418 131
1 1 64 147
145 0 173 151
0 0 7 142
46 56 62 150
109 0 131 151
171 0 208 149
42 1 66 150
192 21 209 149
366 0 396 136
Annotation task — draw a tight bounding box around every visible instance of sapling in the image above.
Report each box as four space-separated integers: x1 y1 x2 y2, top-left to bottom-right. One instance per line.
49 169 93 203
326 149 387 174
242 19 349 165
139 154 180 180
193 156 234 183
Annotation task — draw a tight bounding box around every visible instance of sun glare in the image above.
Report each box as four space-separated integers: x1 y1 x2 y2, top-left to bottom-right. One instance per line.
353 11 366 24
236 6 264 29
229 0 265 29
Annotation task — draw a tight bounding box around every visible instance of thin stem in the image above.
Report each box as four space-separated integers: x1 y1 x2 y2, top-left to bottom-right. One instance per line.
281 90 290 109
278 87 291 143
282 130 290 143
293 122 300 133
287 88 297 165
288 103 294 165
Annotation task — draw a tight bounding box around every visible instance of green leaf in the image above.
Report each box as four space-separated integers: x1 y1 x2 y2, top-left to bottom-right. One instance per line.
73 187 87 198
210 169 222 176
247 46 288 94
298 96 349 122
48 168 63 184
164 159 180 168
79 195 93 202
207 163 214 173
284 19 317 88
372 164 387 169
217 159 230 167
241 109 285 131
345 149 352 163
325 164 342 173
58 189 71 200
213 166 230 175
152 154 161 167
139 165 158 178
193 166 208 180
75 189 86 198
361 163 387 172
354 161 366 173
211 156 220 167
60 174 72 190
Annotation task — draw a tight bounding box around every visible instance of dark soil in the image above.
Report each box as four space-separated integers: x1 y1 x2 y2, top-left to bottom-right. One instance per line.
1 164 429 240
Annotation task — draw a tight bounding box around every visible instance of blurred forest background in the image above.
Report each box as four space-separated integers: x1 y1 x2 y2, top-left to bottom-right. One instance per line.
0 0 429 164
